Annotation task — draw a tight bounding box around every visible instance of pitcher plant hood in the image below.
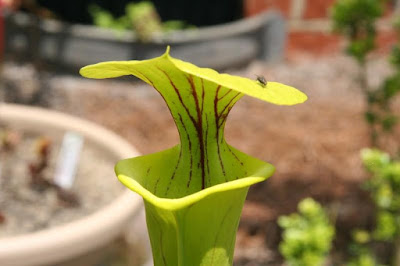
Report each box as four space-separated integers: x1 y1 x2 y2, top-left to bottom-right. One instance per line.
80 46 307 266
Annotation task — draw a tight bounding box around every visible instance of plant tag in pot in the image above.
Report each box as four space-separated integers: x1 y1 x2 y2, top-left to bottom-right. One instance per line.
54 132 84 190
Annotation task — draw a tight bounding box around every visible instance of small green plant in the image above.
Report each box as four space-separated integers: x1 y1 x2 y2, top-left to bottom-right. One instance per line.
347 250 379 266
89 1 194 41
332 0 400 148
88 5 131 32
346 229 380 266
361 148 400 265
80 47 307 266
278 198 335 266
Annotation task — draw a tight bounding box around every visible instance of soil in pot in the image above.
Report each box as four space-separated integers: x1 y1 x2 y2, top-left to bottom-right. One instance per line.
0 127 124 237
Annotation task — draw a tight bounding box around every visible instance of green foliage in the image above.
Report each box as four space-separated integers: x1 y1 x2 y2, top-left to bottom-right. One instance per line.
344 149 400 266
332 0 400 148
332 0 382 62
125 1 162 41
389 45 400 69
353 229 372 244
278 149 400 265
162 20 196 32
346 230 382 266
362 148 400 241
382 74 400 100
89 1 194 41
347 250 379 266
278 198 335 266
88 5 131 32
375 211 397 240
332 0 382 29
346 37 376 63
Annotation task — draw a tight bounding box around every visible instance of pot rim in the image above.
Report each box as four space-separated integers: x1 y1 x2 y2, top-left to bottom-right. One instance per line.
4 10 282 44
0 103 142 266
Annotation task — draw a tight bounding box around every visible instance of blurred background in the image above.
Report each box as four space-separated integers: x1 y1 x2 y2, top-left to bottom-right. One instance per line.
1 0 400 266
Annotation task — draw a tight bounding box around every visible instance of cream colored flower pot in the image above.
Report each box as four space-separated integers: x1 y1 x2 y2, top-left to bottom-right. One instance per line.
0 103 143 266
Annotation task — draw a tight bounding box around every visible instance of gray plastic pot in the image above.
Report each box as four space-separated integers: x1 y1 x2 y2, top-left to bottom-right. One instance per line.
4 10 286 70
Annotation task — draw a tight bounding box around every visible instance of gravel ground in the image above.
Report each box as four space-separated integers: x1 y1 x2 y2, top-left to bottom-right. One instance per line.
1 53 399 265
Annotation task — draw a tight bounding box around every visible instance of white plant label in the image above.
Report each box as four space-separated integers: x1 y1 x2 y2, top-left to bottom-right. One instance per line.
54 132 84 190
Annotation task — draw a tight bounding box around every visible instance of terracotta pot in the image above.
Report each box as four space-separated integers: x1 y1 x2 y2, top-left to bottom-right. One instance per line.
0 103 143 266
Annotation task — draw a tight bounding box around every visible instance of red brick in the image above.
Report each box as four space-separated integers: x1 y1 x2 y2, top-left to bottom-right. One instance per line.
287 31 342 55
376 30 398 54
303 0 395 19
303 0 336 19
383 2 396 18
244 0 291 18
287 30 398 56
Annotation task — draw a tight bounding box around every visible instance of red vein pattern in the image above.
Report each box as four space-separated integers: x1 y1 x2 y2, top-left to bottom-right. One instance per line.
144 67 245 197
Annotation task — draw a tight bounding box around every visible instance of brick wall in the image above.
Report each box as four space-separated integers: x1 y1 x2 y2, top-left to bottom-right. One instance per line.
244 0 399 56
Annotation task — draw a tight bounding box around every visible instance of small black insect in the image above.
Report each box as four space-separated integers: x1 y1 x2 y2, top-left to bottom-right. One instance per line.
256 75 267 87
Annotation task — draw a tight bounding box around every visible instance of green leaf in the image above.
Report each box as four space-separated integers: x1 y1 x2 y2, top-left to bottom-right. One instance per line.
332 0 382 61
374 211 397 241
364 111 377 124
89 4 116 29
361 148 390 173
382 115 398 132
80 47 307 266
352 229 371 244
278 198 334 266
382 74 400 100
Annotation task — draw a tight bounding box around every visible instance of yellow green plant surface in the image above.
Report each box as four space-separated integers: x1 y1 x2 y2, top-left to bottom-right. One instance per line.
80 47 307 266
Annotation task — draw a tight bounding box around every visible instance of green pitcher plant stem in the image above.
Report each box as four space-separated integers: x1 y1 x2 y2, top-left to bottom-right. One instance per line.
80 47 307 266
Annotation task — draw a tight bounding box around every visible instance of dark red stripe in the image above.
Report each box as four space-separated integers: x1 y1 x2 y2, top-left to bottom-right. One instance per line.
218 89 233 101
213 87 226 176
156 67 198 128
227 145 244 166
187 75 206 189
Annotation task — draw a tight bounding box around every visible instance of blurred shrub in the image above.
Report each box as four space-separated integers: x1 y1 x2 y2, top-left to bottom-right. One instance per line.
346 229 381 266
278 198 335 266
277 149 400 265
89 5 131 31
347 251 379 266
89 1 194 41
125 1 162 41
357 148 400 266
332 0 382 63
362 149 400 243
332 0 400 149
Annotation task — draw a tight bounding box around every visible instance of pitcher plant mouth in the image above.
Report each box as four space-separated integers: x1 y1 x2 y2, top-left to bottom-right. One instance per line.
80 46 307 266
115 144 276 211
